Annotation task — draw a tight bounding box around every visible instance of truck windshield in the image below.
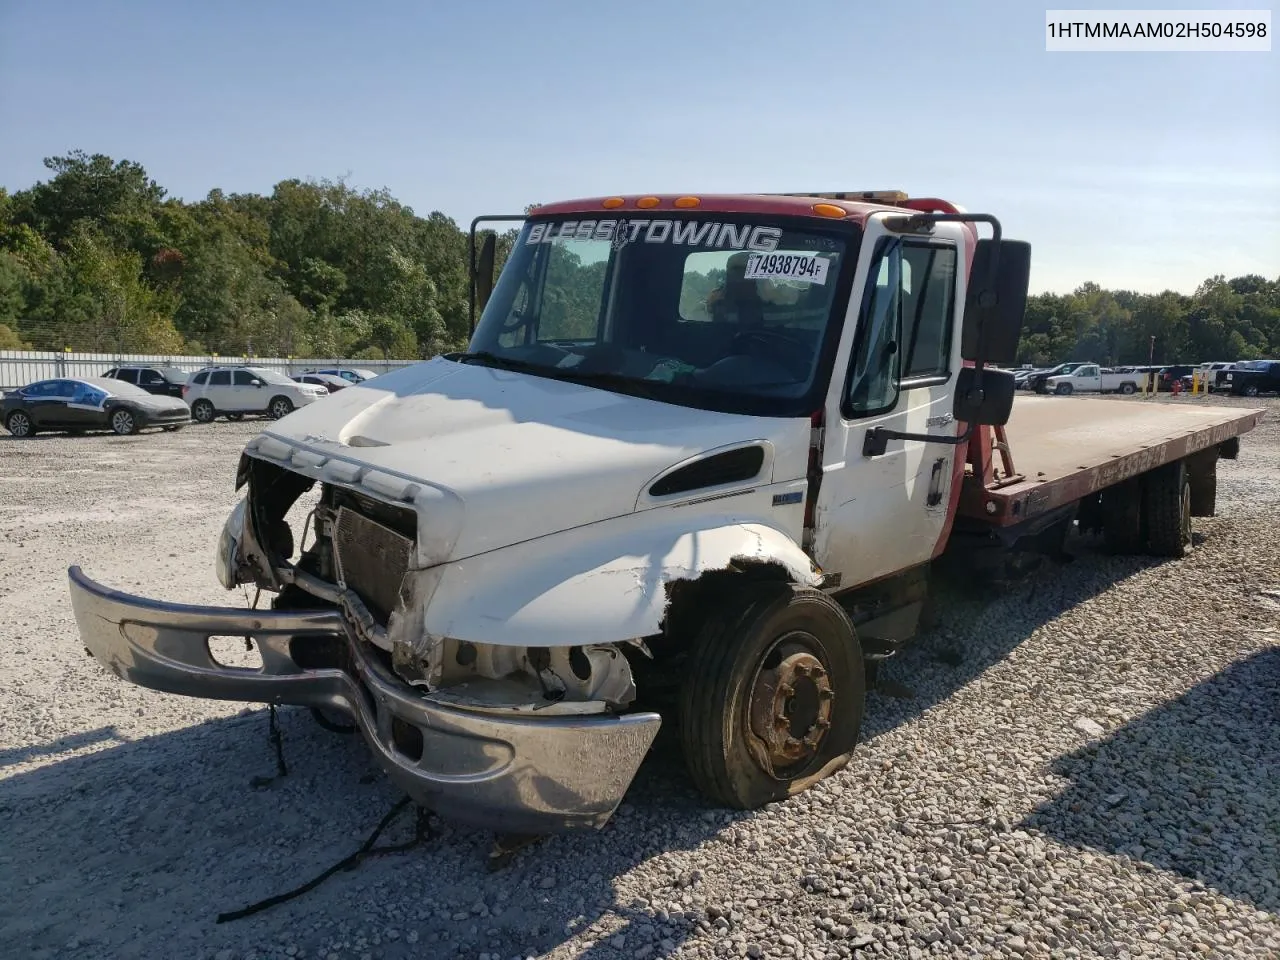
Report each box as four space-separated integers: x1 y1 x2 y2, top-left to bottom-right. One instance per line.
464 215 858 416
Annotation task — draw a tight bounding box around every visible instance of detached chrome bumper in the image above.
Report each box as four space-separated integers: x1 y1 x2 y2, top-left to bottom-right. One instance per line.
67 566 661 834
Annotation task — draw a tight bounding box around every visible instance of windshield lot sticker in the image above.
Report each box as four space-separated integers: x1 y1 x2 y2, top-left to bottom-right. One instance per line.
743 252 830 284
526 219 783 252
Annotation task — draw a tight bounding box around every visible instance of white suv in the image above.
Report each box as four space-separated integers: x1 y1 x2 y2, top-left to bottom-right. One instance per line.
184 365 328 423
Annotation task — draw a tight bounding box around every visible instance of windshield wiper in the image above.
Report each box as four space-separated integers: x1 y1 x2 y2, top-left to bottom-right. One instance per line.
551 369 671 400
445 351 547 374
447 352 669 400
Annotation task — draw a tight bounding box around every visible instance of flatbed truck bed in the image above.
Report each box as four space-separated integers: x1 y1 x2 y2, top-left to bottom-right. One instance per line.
960 395 1264 525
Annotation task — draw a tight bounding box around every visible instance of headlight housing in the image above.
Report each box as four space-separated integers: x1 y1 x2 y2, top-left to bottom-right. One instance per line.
216 499 249 590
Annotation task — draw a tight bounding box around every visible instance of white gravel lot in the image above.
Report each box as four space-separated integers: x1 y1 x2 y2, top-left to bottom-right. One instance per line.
1 394 1278 960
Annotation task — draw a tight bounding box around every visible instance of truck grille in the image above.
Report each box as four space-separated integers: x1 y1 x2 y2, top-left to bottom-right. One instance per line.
332 506 414 623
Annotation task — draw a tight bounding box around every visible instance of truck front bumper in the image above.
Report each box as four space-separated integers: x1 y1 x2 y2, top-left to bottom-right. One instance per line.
67 565 662 834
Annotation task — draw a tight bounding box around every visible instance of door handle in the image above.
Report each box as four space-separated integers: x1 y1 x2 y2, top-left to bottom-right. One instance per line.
863 424 972 457
926 457 946 506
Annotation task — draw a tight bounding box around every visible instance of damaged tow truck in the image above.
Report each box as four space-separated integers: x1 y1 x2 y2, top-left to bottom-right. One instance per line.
68 191 1263 834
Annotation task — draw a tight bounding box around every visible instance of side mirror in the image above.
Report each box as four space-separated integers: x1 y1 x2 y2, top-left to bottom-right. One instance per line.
251 379 263 387
475 232 497 315
952 366 1016 426
468 214 526 336
961 239 1031 366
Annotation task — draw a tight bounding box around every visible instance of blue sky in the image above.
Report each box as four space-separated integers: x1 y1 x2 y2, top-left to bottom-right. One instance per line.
1 0 1275 294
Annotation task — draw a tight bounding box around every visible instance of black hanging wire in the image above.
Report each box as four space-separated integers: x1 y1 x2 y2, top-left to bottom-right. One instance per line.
216 797 433 923
249 704 289 788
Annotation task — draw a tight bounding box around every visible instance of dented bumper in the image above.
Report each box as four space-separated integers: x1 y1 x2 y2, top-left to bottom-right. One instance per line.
67 565 661 834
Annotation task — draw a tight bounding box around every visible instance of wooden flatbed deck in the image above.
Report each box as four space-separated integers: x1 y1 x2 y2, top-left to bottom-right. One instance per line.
962 396 1265 525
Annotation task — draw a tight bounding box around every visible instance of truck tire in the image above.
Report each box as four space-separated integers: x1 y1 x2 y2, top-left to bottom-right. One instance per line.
1054 383 1073 395
1243 384 1259 397
1143 460 1192 558
679 584 864 810
1120 382 1137 395
1186 450 1218 517
1101 478 1144 554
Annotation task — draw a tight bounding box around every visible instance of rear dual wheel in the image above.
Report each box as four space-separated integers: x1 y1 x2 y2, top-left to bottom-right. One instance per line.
1144 460 1192 558
1101 461 1192 558
679 585 865 809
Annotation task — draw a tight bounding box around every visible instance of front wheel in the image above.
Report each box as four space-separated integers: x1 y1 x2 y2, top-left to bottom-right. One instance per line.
110 409 138 435
1243 384 1259 397
269 396 294 419
1055 383 1073 395
679 584 864 809
5 410 35 437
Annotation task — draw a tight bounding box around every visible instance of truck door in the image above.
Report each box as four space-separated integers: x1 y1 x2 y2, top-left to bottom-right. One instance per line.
1075 364 1101 391
812 216 966 587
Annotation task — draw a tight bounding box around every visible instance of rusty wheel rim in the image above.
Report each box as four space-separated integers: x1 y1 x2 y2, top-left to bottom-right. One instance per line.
745 631 835 780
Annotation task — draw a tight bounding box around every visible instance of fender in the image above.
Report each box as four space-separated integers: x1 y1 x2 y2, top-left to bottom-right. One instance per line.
397 512 822 652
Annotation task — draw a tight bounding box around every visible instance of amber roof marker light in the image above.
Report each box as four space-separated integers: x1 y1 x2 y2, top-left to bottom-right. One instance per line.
602 197 625 209
673 196 701 208
812 203 848 218
635 196 661 209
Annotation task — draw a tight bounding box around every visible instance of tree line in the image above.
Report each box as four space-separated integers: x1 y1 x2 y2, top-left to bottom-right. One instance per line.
1 151 1276 366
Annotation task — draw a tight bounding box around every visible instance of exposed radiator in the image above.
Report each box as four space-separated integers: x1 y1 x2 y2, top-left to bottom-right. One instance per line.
332 505 414 623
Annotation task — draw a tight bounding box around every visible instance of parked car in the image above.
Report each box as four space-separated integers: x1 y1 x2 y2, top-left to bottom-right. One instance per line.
1179 361 1235 392
101 365 191 398
292 373 349 393
1222 359 1280 397
1026 362 1091 393
1211 364 1240 391
1044 363 1142 395
3 376 190 437
183 365 329 423
303 367 380 384
1155 365 1195 392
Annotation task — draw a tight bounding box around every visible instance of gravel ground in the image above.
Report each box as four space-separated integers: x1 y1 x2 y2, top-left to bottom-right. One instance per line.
1 393 1278 960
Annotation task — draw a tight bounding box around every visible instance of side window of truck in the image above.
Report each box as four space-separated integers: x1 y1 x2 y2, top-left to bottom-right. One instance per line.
898 244 956 380
843 240 957 418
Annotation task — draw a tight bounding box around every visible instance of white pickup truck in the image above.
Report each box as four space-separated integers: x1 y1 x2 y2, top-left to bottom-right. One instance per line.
1044 363 1141 395
66 190 1262 836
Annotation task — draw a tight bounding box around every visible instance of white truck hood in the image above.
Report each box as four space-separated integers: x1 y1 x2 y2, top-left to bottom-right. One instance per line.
250 357 808 561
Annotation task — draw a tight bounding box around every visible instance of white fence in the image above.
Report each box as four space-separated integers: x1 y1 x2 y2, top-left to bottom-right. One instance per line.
0 351 421 390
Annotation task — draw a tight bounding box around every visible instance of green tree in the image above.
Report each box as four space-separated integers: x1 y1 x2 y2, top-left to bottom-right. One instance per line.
17 151 166 251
